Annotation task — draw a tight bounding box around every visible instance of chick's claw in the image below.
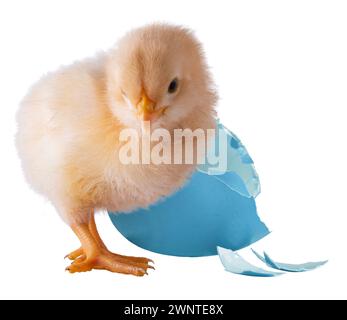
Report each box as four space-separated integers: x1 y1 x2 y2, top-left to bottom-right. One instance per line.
66 261 93 273
66 249 154 276
65 248 153 265
72 255 87 265
65 247 84 261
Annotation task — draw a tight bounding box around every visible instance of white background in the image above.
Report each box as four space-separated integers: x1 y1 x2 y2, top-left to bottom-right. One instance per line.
0 0 346 300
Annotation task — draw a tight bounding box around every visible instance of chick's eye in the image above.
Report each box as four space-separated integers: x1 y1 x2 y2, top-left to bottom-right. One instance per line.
168 78 179 94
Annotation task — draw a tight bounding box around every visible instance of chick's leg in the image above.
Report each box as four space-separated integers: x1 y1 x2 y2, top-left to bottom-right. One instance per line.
89 213 153 265
66 212 152 265
66 212 153 276
65 213 105 261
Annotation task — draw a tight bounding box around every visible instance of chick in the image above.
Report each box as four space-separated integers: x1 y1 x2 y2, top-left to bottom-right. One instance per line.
16 24 217 275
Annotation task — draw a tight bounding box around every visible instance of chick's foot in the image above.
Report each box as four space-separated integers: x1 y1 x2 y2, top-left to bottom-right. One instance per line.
66 248 154 276
65 247 153 265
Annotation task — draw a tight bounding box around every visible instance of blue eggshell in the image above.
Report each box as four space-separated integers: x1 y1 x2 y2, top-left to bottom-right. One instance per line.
109 170 269 257
109 121 269 257
198 121 260 197
251 249 328 273
218 247 284 277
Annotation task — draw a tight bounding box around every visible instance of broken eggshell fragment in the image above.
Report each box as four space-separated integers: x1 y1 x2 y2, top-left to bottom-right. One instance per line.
251 249 328 272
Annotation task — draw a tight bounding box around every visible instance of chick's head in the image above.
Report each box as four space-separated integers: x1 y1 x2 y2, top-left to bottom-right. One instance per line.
106 24 217 131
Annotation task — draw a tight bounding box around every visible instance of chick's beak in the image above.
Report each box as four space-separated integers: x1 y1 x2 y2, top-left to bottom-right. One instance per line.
137 92 155 121
137 91 166 122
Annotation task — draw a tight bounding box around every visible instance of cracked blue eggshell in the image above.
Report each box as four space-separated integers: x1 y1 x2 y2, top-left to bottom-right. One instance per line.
109 122 269 257
218 247 284 277
251 249 328 272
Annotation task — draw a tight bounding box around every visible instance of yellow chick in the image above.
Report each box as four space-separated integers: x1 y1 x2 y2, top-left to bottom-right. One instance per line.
16 24 217 276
